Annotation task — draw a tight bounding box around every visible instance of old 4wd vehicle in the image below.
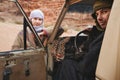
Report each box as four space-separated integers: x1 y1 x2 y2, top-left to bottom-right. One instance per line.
0 0 120 80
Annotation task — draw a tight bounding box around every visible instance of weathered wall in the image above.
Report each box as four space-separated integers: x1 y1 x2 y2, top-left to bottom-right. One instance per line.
0 0 94 28
0 0 95 51
19 0 65 26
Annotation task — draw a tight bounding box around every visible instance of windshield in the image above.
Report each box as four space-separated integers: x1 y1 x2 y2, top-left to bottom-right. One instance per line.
0 0 64 52
60 1 95 37
0 0 95 52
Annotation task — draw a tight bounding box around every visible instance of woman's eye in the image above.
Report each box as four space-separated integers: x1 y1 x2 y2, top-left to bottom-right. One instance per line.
39 18 43 21
34 18 37 20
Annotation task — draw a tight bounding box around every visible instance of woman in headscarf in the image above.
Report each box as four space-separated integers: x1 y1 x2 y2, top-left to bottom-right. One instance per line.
12 9 48 50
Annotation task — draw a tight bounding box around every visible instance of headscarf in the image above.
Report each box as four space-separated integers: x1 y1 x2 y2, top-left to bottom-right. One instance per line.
30 9 44 32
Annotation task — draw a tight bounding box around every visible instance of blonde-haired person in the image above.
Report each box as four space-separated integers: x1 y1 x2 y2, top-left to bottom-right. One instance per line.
12 9 48 50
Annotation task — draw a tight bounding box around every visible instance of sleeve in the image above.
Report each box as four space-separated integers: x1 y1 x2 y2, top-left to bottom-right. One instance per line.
43 29 48 36
79 32 104 78
11 31 24 50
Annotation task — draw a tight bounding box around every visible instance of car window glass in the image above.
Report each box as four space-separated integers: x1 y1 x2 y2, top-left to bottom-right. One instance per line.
60 2 95 37
0 0 64 52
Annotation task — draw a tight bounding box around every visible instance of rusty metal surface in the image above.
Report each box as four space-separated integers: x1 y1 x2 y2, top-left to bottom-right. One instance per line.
0 49 46 80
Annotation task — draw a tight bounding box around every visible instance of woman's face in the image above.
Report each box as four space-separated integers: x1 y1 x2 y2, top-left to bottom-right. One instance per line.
31 17 43 27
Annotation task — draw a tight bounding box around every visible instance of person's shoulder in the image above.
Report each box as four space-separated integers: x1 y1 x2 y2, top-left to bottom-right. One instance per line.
18 30 24 35
43 27 53 34
92 26 98 31
91 26 102 33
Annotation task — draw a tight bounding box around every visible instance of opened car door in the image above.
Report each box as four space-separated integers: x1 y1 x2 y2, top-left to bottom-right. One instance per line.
96 0 120 80
0 49 46 80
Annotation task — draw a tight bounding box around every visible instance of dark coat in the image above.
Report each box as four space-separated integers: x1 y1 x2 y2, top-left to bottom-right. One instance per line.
78 32 104 80
53 26 104 80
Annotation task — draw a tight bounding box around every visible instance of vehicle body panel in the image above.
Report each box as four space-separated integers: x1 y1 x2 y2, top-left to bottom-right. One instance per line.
96 0 120 80
0 49 46 80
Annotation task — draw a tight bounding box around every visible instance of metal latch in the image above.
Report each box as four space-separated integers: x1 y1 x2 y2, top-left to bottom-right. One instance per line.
3 60 14 80
24 59 30 76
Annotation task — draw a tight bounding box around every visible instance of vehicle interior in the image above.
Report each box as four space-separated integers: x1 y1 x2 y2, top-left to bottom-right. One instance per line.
0 0 120 80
